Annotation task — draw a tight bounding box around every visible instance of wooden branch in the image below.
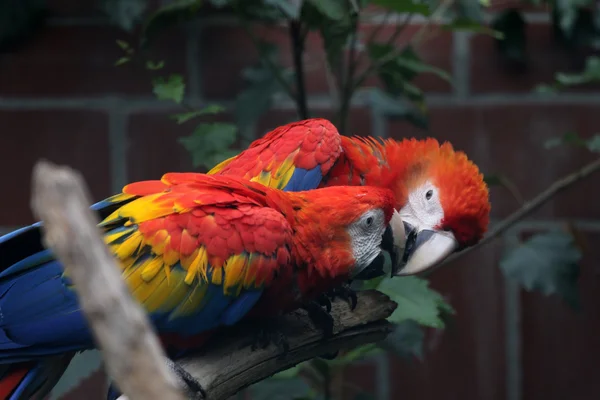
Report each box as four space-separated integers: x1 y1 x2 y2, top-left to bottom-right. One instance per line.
174 290 397 400
30 160 186 400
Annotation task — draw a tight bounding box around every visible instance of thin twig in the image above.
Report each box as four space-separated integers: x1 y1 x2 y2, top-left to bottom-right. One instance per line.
437 156 600 269
352 0 454 91
290 20 309 119
338 15 360 135
30 160 185 400
240 19 296 101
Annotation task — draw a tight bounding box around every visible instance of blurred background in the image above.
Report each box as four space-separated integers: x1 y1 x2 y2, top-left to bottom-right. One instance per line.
1 0 599 399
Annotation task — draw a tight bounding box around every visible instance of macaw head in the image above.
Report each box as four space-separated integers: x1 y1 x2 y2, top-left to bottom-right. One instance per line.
288 186 405 281
388 138 491 276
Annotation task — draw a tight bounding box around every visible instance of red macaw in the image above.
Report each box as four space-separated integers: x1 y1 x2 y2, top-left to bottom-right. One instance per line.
209 118 491 279
0 173 402 400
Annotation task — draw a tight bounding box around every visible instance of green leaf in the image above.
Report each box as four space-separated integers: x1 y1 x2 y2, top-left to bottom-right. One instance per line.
100 0 148 31
141 0 202 46
381 320 424 360
146 60 165 70
395 48 452 83
250 377 312 400
500 230 582 309
305 0 348 20
369 88 429 129
442 18 504 39
377 276 455 328
371 0 431 16
114 56 131 66
178 122 239 168
586 134 600 152
483 174 502 186
152 74 185 104
553 56 600 86
544 131 588 149
170 104 226 124
235 44 292 129
490 9 526 64
116 39 130 50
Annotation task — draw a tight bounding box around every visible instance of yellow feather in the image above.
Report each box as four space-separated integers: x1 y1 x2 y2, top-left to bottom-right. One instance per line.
223 254 247 295
243 254 259 288
163 247 180 266
140 257 164 282
171 283 209 317
144 268 190 312
115 230 144 259
207 154 237 175
104 229 131 245
211 267 223 285
180 248 199 270
185 247 208 285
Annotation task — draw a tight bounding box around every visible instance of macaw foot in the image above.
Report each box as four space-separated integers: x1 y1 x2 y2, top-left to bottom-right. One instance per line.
302 301 335 338
108 360 206 400
165 358 206 399
329 283 358 311
251 320 290 358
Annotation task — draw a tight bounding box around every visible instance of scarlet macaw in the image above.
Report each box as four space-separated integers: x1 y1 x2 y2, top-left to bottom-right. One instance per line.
209 118 491 279
0 173 403 400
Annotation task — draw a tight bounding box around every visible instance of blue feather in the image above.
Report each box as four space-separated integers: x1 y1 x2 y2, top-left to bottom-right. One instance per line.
283 165 323 192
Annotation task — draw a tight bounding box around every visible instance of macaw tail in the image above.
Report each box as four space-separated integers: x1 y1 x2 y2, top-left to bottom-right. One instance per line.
0 354 74 400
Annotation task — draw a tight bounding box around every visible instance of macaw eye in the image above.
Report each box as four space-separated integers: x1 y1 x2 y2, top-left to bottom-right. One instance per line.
425 190 433 200
366 216 373 226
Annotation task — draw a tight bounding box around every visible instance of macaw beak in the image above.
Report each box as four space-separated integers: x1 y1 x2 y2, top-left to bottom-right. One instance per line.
393 221 458 276
354 211 406 280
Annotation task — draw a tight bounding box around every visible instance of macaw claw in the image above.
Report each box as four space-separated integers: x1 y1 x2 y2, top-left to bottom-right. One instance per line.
302 301 335 337
251 321 290 358
328 283 358 311
166 358 206 400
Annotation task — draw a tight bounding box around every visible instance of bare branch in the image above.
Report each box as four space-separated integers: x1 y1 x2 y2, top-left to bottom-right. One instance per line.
30 160 186 400
174 290 396 400
436 156 600 269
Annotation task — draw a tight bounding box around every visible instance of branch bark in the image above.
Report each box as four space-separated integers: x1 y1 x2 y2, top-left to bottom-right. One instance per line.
174 290 396 400
30 160 186 400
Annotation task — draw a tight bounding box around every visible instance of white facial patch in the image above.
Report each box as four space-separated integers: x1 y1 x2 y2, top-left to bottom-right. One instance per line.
399 180 444 229
347 209 386 273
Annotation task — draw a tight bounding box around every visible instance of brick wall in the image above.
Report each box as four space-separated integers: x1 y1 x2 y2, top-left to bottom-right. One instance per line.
1 1 599 400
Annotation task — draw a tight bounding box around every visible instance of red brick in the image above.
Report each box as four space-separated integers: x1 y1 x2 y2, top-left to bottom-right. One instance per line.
126 110 235 182
470 23 598 93
389 240 506 400
387 104 600 219
0 25 187 97
0 110 111 226
521 231 600 400
201 23 452 100
256 107 373 138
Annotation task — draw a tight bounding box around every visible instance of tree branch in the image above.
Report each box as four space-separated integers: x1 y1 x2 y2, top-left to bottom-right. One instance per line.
174 290 396 400
436 156 600 269
30 160 186 400
290 20 309 119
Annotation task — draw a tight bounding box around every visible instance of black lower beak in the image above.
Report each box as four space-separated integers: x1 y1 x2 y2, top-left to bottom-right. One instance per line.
354 225 396 280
